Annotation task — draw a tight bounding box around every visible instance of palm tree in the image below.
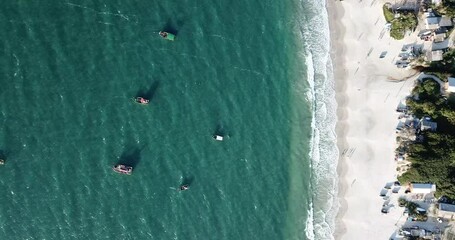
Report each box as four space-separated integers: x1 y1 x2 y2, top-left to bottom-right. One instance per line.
406 201 418 215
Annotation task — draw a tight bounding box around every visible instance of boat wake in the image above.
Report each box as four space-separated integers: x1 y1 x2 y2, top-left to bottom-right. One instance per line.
65 2 139 24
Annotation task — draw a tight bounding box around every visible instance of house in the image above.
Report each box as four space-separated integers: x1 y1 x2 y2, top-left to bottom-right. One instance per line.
439 16 453 28
448 77 455 93
433 32 446 43
424 15 453 30
438 203 455 219
426 50 443 62
420 118 437 131
425 17 440 30
410 183 436 194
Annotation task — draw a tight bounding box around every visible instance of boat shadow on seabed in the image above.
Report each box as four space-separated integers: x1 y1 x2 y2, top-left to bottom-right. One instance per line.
136 81 160 101
0 150 7 165
116 146 144 169
161 18 180 36
179 176 194 191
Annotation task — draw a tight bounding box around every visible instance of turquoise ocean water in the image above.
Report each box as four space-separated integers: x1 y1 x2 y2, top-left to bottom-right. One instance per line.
0 0 338 239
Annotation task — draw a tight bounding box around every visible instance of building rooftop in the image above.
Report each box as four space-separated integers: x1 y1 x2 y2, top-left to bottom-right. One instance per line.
448 77 455 93
440 16 453 27
420 118 438 131
425 17 440 30
449 77 455 87
439 203 455 212
411 183 436 192
426 50 443 62
434 33 446 42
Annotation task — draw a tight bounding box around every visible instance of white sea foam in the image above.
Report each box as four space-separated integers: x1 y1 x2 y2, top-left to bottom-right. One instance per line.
298 0 339 239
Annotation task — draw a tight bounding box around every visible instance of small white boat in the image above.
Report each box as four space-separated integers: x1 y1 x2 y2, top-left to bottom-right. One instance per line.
213 135 224 141
113 164 133 175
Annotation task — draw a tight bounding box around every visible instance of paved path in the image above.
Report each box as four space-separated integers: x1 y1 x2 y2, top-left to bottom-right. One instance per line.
417 73 446 94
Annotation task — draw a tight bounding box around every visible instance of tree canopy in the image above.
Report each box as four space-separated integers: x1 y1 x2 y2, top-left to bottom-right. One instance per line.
399 79 455 199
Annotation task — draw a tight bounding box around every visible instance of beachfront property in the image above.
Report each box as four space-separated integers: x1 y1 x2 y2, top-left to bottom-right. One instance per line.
424 15 440 30
425 50 443 62
388 182 449 239
419 117 437 131
390 0 420 12
410 183 436 194
448 77 455 93
415 8 454 64
423 11 453 31
438 203 455 219
433 32 446 43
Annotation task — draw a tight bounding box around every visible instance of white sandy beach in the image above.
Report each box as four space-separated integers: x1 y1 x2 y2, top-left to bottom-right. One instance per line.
328 0 421 239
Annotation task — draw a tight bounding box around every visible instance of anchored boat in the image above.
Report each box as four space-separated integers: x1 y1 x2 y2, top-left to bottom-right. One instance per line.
180 184 189 191
134 97 149 105
113 164 133 175
159 31 175 41
213 134 224 141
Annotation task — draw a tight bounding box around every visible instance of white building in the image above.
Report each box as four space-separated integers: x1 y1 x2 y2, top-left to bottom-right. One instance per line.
410 183 436 194
448 77 455 93
426 50 443 62
432 0 442 6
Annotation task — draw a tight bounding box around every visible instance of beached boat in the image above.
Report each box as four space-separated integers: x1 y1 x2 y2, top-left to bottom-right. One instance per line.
180 184 189 191
113 164 133 175
134 97 149 105
213 134 224 141
159 31 175 41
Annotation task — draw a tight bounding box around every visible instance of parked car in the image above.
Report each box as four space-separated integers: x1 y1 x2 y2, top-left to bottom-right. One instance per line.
381 207 390 214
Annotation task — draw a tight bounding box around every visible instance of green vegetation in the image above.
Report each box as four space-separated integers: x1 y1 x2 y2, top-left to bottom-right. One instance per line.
439 1 455 18
398 197 408 207
423 0 455 18
406 79 445 118
425 49 455 76
398 79 455 198
383 5 395 22
406 202 428 221
399 200 428 221
382 5 417 40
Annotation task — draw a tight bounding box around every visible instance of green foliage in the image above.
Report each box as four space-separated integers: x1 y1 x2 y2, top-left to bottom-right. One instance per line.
407 201 418 214
382 5 417 40
399 79 455 199
441 1 455 17
398 197 408 207
425 49 455 75
391 21 405 40
383 5 395 22
407 79 445 118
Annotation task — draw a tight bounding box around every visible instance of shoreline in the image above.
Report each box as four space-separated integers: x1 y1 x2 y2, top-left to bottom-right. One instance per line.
326 0 348 238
